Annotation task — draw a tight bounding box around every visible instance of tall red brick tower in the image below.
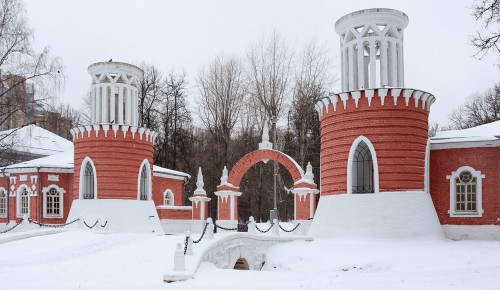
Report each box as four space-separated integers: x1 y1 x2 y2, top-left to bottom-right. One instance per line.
71 62 157 201
317 9 436 196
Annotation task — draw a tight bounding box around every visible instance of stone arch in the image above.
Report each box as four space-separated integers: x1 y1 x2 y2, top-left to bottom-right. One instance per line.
227 149 304 187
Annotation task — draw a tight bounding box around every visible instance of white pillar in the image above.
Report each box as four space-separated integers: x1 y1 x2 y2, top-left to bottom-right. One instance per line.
348 44 355 91
110 86 116 123
118 85 124 124
101 85 108 123
357 41 365 89
125 87 131 125
390 40 398 86
91 87 96 123
342 47 348 91
369 40 377 88
397 41 404 87
133 88 138 126
96 86 102 123
380 40 388 87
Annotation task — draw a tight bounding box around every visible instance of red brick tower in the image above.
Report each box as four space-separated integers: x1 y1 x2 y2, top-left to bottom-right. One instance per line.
71 62 157 200
317 9 436 196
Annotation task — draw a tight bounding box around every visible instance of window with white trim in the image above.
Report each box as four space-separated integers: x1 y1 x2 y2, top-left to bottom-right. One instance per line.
163 189 174 206
44 186 63 218
0 189 6 217
17 186 29 217
448 166 484 217
139 165 148 200
352 141 374 194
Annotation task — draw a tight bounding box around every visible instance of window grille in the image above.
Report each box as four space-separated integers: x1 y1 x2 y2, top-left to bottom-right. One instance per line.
455 171 477 212
46 187 61 216
20 188 29 215
0 190 6 216
139 165 148 200
83 162 95 199
352 141 374 193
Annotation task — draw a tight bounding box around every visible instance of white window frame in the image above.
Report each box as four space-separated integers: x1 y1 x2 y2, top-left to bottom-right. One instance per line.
137 159 152 201
42 184 64 218
163 189 174 206
447 165 485 217
16 185 31 218
346 135 379 194
0 187 7 218
79 156 98 199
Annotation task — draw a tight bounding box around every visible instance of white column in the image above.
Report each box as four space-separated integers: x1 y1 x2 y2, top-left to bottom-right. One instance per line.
348 44 355 91
342 47 348 91
101 85 108 123
96 86 102 123
369 40 377 88
390 40 398 86
110 86 116 123
397 41 404 87
134 88 138 126
118 85 124 124
125 87 131 125
91 87 96 123
357 41 365 89
380 40 388 87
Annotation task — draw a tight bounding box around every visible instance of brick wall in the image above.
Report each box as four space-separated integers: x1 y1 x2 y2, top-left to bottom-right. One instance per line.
430 146 499 225
320 90 429 195
152 176 184 206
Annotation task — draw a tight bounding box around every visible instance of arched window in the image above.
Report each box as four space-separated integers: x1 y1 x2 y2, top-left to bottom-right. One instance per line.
43 185 63 218
138 160 151 201
17 186 30 217
448 166 484 217
163 189 174 206
352 141 374 193
80 157 97 199
0 188 7 217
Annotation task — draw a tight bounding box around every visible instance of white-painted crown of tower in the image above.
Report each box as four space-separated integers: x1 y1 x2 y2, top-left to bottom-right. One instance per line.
335 8 409 91
88 62 143 126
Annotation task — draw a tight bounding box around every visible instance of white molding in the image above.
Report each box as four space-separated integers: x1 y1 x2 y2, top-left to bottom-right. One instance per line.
448 166 484 218
42 184 64 218
153 171 188 180
19 175 27 182
430 139 500 150
48 174 59 182
0 187 7 218
79 156 98 200
346 135 380 194
424 139 430 193
163 189 174 206
137 159 152 201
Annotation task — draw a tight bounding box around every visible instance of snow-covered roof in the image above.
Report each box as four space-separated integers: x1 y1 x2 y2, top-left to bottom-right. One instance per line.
0 125 73 156
431 121 500 144
153 165 190 179
4 149 74 171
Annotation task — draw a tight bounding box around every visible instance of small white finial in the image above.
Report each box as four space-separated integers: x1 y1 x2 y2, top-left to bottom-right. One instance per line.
193 167 206 196
258 120 273 150
220 166 228 184
305 161 314 182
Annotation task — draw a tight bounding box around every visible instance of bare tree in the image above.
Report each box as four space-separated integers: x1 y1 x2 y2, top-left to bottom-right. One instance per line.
138 63 163 131
448 82 500 129
471 0 500 65
197 54 247 168
247 32 294 125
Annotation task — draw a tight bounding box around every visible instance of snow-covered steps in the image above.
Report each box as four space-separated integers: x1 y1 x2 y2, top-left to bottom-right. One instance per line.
163 232 313 283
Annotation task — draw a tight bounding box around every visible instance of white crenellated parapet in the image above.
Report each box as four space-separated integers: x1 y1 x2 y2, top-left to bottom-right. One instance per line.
88 61 143 126
335 8 409 90
315 88 436 118
70 124 158 145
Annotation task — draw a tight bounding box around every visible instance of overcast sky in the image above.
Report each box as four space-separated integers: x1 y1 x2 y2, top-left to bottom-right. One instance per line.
24 0 499 126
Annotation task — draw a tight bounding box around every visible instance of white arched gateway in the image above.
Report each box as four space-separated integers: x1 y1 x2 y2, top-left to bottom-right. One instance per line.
347 136 379 194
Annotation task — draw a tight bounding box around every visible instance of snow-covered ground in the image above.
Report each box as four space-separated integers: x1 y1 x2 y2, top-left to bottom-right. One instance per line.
0 230 499 289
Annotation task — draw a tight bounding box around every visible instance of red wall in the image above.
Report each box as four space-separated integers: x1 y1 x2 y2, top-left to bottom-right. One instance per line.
157 208 191 219
320 90 429 195
73 127 154 200
152 176 184 206
430 146 500 225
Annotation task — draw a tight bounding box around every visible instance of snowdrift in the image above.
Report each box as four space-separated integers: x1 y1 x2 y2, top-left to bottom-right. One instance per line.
309 191 444 239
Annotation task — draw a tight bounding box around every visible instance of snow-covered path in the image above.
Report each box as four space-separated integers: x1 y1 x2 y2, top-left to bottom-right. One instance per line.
0 231 499 289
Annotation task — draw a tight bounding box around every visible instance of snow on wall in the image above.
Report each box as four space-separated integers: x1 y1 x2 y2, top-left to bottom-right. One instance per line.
67 199 164 234
309 192 444 239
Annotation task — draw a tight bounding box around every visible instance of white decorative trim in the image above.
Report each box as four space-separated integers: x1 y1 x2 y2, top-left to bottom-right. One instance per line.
9 176 16 184
378 88 388 105
48 174 59 182
430 139 500 150
137 159 152 201
339 93 349 109
0 187 7 218
424 139 430 193
346 135 380 194
365 89 374 106
328 94 339 111
42 184 64 218
391 88 402 105
163 189 174 206
351 91 361 108
448 166 484 217
19 175 27 182
30 175 38 184
153 171 186 180
79 156 98 199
